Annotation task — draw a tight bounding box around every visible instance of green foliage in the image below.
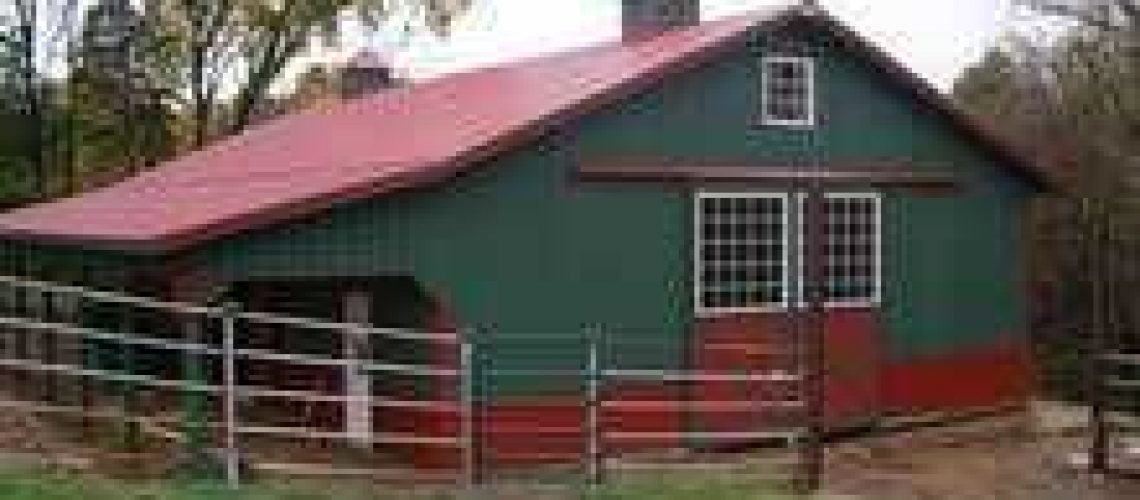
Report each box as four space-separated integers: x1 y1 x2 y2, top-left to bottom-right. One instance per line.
64 0 177 192
957 1 1140 400
0 111 38 205
139 0 474 148
0 0 473 202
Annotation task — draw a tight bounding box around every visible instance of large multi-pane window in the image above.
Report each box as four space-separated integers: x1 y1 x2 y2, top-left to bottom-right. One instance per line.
799 193 882 306
695 192 881 314
695 193 790 314
761 56 815 127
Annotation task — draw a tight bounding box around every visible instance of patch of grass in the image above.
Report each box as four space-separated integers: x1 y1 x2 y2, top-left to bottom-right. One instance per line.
584 473 793 500
0 466 793 499
0 467 405 500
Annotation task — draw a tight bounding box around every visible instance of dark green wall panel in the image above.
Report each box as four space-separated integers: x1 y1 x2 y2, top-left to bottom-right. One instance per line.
185 26 1033 393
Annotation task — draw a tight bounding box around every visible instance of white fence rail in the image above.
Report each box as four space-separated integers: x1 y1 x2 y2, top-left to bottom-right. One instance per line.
0 275 807 489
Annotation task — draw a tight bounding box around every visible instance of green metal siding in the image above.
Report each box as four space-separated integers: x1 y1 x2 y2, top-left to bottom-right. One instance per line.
177 26 1034 392
0 241 148 288
198 138 689 393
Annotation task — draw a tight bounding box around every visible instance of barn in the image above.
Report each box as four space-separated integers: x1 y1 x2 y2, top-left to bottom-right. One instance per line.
0 2 1050 469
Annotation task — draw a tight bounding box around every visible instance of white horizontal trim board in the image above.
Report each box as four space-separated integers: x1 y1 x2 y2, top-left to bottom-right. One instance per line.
1106 377 1140 389
1103 352 1140 365
604 368 801 383
601 399 803 411
250 462 462 479
607 430 802 442
236 426 459 446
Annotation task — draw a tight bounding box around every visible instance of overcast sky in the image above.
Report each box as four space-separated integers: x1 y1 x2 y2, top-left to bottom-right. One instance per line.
346 0 1019 92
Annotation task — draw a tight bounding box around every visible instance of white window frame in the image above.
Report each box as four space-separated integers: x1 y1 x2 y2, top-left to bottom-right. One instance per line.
760 56 816 128
693 191 792 316
796 192 883 308
692 191 883 315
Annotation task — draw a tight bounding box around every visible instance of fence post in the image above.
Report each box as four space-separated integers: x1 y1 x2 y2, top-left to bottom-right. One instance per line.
179 311 208 467
119 301 141 449
459 333 476 489
221 302 240 489
586 326 603 487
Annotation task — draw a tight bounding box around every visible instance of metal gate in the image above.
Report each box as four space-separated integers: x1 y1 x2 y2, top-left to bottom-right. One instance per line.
0 275 816 492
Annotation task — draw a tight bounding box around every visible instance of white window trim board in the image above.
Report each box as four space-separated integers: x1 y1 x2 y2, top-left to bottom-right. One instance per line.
760 56 816 128
693 191 792 316
692 191 883 316
794 192 883 309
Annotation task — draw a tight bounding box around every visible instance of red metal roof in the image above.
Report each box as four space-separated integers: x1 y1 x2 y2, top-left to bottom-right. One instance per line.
0 8 1051 253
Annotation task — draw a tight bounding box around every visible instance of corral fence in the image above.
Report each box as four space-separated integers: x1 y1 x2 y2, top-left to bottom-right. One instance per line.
1033 196 1140 478
0 275 812 491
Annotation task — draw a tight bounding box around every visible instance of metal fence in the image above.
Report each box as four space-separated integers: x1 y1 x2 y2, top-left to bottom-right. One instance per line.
0 275 809 490
1092 338 1140 477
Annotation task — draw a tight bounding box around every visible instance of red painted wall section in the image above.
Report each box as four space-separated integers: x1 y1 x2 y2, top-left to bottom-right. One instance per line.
399 311 1032 469
694 312 803 435
881 339 1033 413
389 299 463 468
694 309 880 430
821 310 881 424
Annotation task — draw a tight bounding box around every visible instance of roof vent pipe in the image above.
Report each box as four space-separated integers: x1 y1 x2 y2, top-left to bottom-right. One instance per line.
341 50 398 99
622 0 701 40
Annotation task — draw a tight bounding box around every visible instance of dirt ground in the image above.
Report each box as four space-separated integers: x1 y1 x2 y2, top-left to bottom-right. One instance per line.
821 412 1139 500
459 406 1140 499
1 398 1138 499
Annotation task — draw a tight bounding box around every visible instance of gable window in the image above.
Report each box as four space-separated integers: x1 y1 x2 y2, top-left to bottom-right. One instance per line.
761 56 815 127
799 193 882 307
695 193 790 314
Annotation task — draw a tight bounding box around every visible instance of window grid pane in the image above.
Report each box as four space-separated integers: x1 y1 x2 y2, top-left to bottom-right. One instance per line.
697 195 787 312
763 58 813 125
821 196 879 303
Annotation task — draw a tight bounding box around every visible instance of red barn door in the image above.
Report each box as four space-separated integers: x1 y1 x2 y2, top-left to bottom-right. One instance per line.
692 192 883 436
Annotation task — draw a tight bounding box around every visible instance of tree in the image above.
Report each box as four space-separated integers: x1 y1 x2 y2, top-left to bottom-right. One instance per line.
0 1 83 201
141 0 474 150
956 0 1139 398
68 0 175 192
0 1 473 201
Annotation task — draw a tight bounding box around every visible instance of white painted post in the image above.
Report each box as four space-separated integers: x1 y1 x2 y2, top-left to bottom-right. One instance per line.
460 337 475 489
342 291 372 448
221 303 240 488
586 328 602 486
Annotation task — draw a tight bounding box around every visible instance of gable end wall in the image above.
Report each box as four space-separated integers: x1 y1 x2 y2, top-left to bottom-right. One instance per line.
189 25 1033 393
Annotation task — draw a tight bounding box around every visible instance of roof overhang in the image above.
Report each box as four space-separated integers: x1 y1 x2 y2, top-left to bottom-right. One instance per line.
0 6 1056 255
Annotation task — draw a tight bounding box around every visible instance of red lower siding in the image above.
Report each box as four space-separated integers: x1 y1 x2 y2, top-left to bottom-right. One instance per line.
404 388 686 469
695 309 881 428
402 337 1032 469
881 341 1033 413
